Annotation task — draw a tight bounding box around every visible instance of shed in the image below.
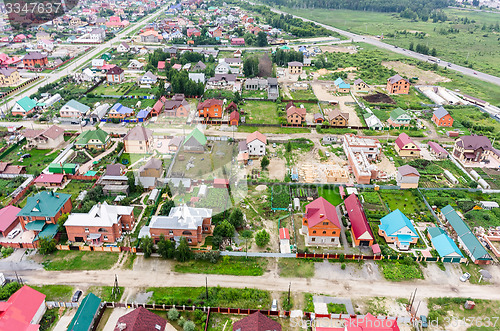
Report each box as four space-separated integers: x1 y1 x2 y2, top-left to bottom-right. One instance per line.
148 188 159 204
293 197 300 210
49 163 63 174
63 163 77 174
198 184 208 198
279 227 291 254
213 178 229 188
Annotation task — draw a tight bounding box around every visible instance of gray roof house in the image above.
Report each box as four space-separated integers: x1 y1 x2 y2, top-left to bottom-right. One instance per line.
60 99 90 118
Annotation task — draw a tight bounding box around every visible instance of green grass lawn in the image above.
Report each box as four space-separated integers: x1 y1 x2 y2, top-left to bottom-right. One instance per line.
328 303 348 314
278 258 315 278
448 106 500 142
378 190 430 218
237 126 310 134
377 260 424 281
30 285 74 301
127 85 159 97
242 100 279 124
147 286 271 309
0 145 56 174
59 180 96 202
174 256 267 276
92 82 134 96
281 7 500 77
289 88 318 101
41 251 119 271
242 89 267 99
319 186 343 206
88 286 125 302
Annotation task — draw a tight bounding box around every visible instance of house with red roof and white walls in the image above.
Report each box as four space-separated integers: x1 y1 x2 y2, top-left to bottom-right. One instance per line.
0 286 47 331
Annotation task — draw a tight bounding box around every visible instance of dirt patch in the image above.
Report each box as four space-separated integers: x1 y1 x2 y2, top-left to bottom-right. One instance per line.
382 61 451 85
320 45 357 54
268 157 286 181
362 92 396 104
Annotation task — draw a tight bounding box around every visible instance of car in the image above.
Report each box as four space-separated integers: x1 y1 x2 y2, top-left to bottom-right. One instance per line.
157 141 162 148
473 72 477 75
325 152 330 157
72 290 83 302
7 229 21 239
460 272 471 282
21 153 31 159
272 143 277 148
420 315 428 328
271 299 278 311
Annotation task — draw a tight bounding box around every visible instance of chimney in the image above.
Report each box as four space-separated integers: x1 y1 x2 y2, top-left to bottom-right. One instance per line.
36 199 40 203
320 214 324 218
55 195 59 198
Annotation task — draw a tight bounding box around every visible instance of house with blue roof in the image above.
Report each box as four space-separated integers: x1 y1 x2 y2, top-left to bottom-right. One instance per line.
378 209 419 250
334 77 344 86
108 103 134 119
427 227 463 258
136 108 151 122
441 205 492 264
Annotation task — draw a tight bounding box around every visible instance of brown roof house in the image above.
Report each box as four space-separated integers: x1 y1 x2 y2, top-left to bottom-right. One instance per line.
286 106 306 125
0 162 26 175
136 158 163 189
453 134 500 166
396 165 420 189
114 307 168 331
123 126 153 154
233 312 281 331
386 74 410 94
326 109 349 127
23 125 64 149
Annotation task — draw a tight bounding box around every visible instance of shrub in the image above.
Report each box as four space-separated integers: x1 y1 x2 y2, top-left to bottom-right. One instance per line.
168 308 179 321
183 320 196 331
341 263 346 270
255 230 270 247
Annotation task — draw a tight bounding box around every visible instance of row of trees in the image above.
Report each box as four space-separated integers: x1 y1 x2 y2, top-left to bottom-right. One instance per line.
409 42 437 56
141 236 193 261
243 31 268 47
272 49 303 66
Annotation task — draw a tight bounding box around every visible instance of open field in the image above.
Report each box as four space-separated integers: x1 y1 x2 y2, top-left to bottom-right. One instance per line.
30 284 74 301
237 126 310 134
37 250 119 271
242 100 279 124
174 256 267 276
281 7 500 77
1 145 56 174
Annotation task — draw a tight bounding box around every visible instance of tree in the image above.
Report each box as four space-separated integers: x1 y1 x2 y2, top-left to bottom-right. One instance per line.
255 229 270 247
261 156 270 170
175 237 193 262
126 172 136 193
214 220 235 239
233 91 242 104
409 41 414 51
157 235 175 259
430 48 437 56
256 31 268 47
160 200 176 216
57 213 69 233
38 237 57 255
141 236 154 258
0 282 21 300
286 141 292 153
228 208 245 229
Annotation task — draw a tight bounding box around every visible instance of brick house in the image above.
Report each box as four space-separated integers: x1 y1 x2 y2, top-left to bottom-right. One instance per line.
33 174 67 188
163 95 190 117
286 106 306 125
288 61 303 74
0 206 21 238
106 66 124 83
17 191 72 233
432 106 454 127
302 197 341 246
197 99 223 118
394 133 420 158
453 134 500 164
386 74 410 94
146 204 212 245
65 202 135 244
23 53 48 68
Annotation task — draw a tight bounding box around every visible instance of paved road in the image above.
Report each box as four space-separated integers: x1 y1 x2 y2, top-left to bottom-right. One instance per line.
2 7 168 111
246 1 500 87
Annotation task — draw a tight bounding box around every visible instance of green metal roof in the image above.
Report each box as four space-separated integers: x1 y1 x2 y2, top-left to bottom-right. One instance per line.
18 191 71 218
24 220 46 231
390 107 408 120
184 128 207 146
34 223 58 241
75 128 109 146
63 163 77 170
442 205 470 236
67 293 101 331
64 100 91 114
16 96 37 111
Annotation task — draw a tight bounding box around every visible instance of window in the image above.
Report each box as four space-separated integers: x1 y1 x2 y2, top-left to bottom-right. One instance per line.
104 235 108 240
332 231 336 235
188 238 192 243
331 238 335 242
323 222 328 225
311 238 316 242
85 228 89 232
312 230 316 234
322 231 326 234
169 230 173 235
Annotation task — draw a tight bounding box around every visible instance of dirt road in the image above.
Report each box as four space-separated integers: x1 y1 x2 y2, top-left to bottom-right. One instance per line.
12 266 500 301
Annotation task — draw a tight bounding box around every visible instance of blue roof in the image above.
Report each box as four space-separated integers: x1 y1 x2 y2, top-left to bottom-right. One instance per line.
433 106 449 119
379 209 418 237
427 227 446 238
334 77 344 86
64 99 90 114
111 103 133 115
136 109 150 119
339 82 350 89
430 231 463 257
398 234 413 244
18 191 71 218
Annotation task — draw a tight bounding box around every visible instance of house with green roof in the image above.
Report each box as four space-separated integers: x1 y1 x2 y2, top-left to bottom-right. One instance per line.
378 209 419 250
183 128 207 153
60 99 91 118
67 293 102 331
11 96 38 117
75 128 111 149
387 107 411 127
441 205 492 264
17 191 72 247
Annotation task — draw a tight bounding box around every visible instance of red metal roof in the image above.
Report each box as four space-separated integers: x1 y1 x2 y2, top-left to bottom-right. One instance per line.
305 197 340 228
279 228 290 240
395 133 419 150
232 312 281 331
0 205 21 232
230 111 240 122
344 194 373 241
344 313 400 330
34 173 65 184
0 286 46 331
114 307 167 331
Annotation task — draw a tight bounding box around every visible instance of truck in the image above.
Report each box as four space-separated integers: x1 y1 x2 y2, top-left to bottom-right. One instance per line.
428 56 441 63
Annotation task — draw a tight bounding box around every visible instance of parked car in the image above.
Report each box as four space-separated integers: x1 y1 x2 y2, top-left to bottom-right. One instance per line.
272 143 277 148
420 315 428 328
21 153 31 159
72 290 83 302
325 152 330 157
157 141 162 148
7 229 21 239
271 299 278 311
460 272 471 282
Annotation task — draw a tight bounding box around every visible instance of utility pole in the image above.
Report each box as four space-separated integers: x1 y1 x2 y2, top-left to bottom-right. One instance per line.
288 282 291 306
205 277 209 300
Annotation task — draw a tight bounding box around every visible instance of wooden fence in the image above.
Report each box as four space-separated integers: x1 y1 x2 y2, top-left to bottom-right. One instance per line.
0 77 41 100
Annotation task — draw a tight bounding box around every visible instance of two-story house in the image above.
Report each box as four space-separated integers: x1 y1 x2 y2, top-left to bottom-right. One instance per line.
286 106 306 125
60 99 90 118
386 74 410 94
75 128 111 149
378 209 419 250
327 109 349 127
432 106 454 127
106 66 124 83
302 197 341 246
288 61 303 75
387 108 411 127
246 131 267 157
123 125 153 154
197 99 223 118
394 133 420 158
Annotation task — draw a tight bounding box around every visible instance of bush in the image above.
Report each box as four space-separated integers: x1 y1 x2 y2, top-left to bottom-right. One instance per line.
341 263 346 270
0 282 21 300
183 320 196 331
1 246 14 258
167 308 179 321
255 230 270 247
